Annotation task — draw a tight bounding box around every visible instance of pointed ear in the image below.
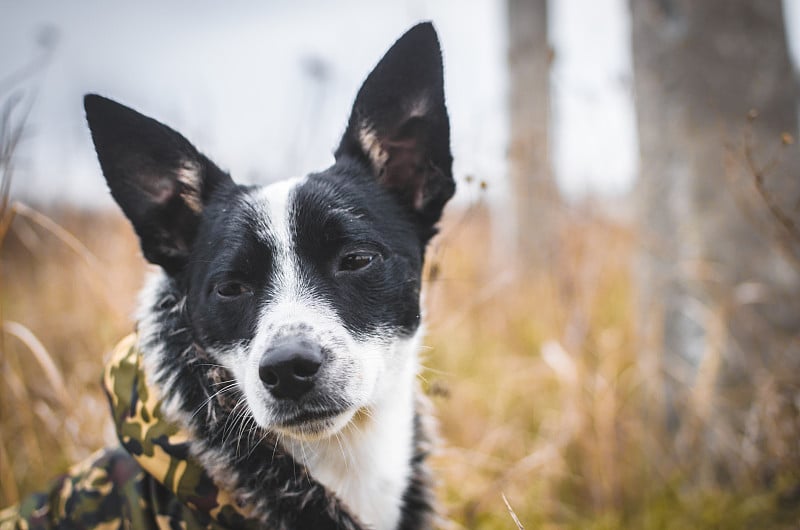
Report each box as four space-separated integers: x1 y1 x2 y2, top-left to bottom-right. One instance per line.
335 22 455 226
84 94 233 275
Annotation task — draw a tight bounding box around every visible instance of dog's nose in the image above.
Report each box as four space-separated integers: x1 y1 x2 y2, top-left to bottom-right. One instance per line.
259 338 323 400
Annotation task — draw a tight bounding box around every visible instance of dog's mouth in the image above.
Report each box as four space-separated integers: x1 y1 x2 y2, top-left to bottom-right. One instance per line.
276 407 345 427
272 405 354 440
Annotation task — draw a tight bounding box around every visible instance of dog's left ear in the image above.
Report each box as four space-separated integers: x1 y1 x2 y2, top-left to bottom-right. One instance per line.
335 22 454 227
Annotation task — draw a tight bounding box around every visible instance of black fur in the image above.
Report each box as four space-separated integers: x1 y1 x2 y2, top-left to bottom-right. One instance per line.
292 164 426 339
85 22 452 530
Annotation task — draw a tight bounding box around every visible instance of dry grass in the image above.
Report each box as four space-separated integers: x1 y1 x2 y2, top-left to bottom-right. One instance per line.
1 200 800 529
0 207 143 501
421 204 800 529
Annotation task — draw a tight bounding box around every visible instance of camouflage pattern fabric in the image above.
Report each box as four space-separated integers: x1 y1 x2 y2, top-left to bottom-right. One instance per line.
0 334 262 530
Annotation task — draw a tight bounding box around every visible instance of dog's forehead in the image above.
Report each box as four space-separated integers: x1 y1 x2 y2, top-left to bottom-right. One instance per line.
244 177 305 246
239 175 368 245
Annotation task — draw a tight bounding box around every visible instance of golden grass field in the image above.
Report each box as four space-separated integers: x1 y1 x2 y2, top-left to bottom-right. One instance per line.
2 196 800 529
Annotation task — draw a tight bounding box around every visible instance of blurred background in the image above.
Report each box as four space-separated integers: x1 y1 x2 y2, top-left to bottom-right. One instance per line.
2 1 800 528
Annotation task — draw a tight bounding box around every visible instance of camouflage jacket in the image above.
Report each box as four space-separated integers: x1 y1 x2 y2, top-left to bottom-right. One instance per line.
0 334 262 530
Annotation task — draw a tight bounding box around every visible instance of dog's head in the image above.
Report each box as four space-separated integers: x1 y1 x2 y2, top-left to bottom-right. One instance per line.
84 23 453 441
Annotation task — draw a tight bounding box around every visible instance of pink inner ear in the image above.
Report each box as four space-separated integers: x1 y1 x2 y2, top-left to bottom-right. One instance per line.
137 174 177 206
381 136 428 211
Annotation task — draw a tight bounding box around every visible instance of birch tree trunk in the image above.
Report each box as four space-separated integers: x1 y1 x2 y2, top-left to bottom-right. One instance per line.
631 0 800 478
507 0 560 264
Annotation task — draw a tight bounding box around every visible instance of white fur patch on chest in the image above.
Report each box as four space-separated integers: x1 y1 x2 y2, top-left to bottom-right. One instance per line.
282 365 416 530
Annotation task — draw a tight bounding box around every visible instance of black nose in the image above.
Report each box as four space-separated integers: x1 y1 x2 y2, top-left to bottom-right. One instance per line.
259 338 323 400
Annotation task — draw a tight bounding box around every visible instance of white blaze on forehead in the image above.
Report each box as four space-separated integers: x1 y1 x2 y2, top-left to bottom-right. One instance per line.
248 176 304 292
244 176 341 340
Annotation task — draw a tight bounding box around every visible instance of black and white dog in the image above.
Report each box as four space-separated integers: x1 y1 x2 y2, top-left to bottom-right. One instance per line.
84 22 453 530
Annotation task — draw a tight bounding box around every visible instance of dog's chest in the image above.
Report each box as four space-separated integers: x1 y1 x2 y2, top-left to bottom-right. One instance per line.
286 404 414 530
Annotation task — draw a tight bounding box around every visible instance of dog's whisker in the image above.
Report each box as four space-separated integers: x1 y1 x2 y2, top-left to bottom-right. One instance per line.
247 429 270 460
235 408 254 457
352 405 374 421
299 439 313 487
235 411 252 458
346 417 364 437
190 382 239 421
221 399 248 447
244 417 255 450
333 431 349 473
209 379 237 387
242 416 259 457
271 431 283 465
290 435 298 483
197 382 238 409
197 362 229 369
339 423 358 468
233 410 245 457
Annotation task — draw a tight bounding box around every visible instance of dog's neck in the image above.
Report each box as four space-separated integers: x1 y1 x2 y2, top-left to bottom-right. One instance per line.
281 333 421 530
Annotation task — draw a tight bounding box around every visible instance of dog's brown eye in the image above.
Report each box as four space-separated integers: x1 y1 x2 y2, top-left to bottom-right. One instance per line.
339 252 377 272
216 282 249 298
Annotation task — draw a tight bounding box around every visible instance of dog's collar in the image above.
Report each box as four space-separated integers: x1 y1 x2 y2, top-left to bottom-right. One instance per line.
103 334 254 527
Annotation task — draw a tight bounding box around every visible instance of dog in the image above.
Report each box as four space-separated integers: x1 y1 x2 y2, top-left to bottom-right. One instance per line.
0 22 453 530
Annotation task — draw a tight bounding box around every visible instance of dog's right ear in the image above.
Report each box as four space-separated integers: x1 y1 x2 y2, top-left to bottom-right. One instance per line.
84 95 232 275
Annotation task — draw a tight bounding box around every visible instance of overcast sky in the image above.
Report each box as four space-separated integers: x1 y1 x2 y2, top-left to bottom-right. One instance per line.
1 1 507 207
1 1 798 207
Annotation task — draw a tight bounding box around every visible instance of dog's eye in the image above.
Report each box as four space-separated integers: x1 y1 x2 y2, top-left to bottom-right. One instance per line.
338 251 378 272
215 281 250 298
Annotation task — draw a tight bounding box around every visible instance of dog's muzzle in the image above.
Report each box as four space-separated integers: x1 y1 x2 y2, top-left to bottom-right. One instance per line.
258 336 324 401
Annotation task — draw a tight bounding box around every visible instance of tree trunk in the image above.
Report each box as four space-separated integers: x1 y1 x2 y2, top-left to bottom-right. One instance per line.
507 0 560 264
631 0 800 479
